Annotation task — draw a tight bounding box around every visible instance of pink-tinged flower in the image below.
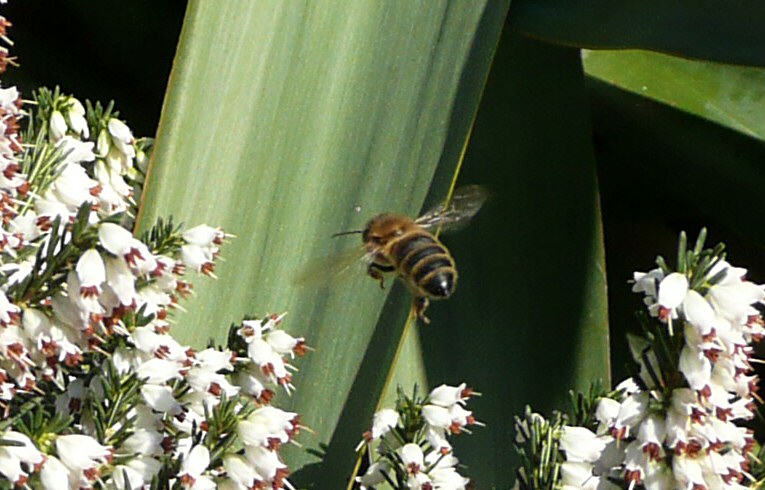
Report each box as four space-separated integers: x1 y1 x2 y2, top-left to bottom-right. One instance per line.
233 367 269 401
183 224 225 247
399 443 424 475
179 445 214 488
428 382 473 407
596 392 648 440
180 244 215 276
657 272 688 322
237 319 266 343
636 414 665 461
265 329 306 357
76 249 105 298
186 366 240 398
131 327 186 360
559 426 607 463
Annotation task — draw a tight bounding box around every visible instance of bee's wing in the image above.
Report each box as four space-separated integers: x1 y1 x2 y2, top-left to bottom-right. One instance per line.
415 185 488 233
293 244 372 286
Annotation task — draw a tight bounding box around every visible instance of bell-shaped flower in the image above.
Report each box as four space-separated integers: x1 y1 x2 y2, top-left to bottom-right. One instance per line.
657 272 688 321
428 382 471 407
55 434 112 477
559 426 607 463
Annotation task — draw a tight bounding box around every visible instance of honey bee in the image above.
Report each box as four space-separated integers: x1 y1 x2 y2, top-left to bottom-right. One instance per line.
334 185 487 323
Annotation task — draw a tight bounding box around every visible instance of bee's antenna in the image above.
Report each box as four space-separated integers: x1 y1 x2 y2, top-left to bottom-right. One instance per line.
332 229 363 238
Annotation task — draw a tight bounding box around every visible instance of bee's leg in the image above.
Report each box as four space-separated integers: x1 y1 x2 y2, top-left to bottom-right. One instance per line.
367 263 394 290
414 297 431 324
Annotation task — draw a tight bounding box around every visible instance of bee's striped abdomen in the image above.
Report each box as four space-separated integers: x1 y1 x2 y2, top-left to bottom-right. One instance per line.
391 231 457 299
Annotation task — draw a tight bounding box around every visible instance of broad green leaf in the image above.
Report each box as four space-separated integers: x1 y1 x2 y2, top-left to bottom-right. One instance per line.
508 0 765 66
588 78 765 250
136 0 510 484
584 50 765 141
419 32 610 487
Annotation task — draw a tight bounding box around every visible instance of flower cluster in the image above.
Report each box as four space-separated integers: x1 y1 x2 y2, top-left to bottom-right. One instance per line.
514 230 763 490
0 10 308 489
355 383 480 490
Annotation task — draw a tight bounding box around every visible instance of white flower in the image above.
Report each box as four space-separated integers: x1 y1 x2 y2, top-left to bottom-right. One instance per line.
559 426 607 463
370 408 399 439
49 110 67 141
55 434 112 475
99 222 134 256
422 404 452 430
0 431 43 484
399 443 424 475
265 329 305 357
244 446 289 484
223 454 262 488
39 456 75 490
111 456 162 490
140 383 181 414
632 268 663 298
136 358 184 384
355 461 390 489
183 224 224 247
76 248 105 298
657 272 688 321
122 429 163 456
0 290 20 325
65 98 89 138
682 289 717 336
427 383 471 407
178 445 213 488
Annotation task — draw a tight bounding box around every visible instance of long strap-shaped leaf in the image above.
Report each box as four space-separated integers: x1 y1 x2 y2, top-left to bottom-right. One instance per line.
137 0 511 484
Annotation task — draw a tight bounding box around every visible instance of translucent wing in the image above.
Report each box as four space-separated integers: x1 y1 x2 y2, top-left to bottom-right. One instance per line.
415 185 488 232
293 244 372 286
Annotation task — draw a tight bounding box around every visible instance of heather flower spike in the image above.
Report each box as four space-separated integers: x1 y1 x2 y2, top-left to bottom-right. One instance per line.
356 384 479 489
514 229 764 490
0 8 308 487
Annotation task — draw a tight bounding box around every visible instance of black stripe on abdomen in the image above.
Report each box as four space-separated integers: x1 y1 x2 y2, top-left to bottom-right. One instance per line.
413 255 456 298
